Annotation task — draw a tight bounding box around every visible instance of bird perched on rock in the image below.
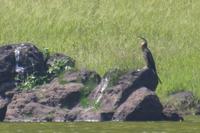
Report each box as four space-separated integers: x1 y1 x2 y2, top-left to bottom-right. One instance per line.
138 37 162 84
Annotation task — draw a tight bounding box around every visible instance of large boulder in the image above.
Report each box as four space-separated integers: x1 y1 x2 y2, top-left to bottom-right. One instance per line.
5 92 38 121
45 53 76 79
0 43 46 93
163 91 196 115
46 53 75 68
37 82 83 109
112 87 163 121
5 84 82 122
59 69 101 99
5 80 84 122
89 68 158 111
162 106 184 121
88 68 183 121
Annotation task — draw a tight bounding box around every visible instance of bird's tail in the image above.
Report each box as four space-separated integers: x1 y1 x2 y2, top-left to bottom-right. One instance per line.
153 70 162 84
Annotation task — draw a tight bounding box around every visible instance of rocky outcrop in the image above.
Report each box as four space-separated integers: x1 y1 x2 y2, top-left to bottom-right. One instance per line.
37 82 83 109
5 82 83 122
89 68 158 112
4 69 102 122
0 43 46 94
4 67 182 122
4 82 107 122
0 43 183 122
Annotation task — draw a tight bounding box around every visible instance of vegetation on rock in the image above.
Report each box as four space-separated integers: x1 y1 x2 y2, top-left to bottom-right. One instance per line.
16 49 74 91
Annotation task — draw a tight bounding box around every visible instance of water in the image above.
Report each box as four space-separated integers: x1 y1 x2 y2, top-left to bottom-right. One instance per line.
95 77 109 104
0 116 199 133
14 44 25 73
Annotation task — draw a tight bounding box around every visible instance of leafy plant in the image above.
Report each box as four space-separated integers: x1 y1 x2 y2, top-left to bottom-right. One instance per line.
80 74 100 108
80 97 90 108
93 100 101 111
42 47 50 62
48 60 67 75
16 73 48 91
80 96 101 110
16 55 74 91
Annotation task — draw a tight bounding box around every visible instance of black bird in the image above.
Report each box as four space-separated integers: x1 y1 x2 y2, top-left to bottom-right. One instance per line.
139 37 162 83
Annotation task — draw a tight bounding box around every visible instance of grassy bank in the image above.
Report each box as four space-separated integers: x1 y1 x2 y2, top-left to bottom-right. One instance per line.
0 0 200 97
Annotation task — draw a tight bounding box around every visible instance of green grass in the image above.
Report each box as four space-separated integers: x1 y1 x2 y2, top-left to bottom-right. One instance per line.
0 0 200 97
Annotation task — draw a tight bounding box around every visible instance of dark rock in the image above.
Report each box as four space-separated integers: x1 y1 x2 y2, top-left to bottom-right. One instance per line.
163 91 196 115
64 108 79 121
118 67 158 92
0 43 46 93
89 68 125 102
4 89 18 99
112 87 163 121
0 96 9 121
5 80 84 122
46 53 75 68
162 106 184 121
102 68 126 87
195 104 200 115
37 82 83 109
4 91 71 122
60 69 101 85
100 111 114 121
0 45 15 83
0 81 15 93
65 108 114 122
90 68 158 111
60 69 101 99
5 92 37 121
14 44 45 75
74 108 101 122
6 101 64 122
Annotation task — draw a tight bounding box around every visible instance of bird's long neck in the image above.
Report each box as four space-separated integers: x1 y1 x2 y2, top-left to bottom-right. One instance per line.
141 44 147 51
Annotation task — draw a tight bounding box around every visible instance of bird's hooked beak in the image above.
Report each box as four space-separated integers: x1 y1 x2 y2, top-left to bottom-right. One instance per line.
137 36 148 47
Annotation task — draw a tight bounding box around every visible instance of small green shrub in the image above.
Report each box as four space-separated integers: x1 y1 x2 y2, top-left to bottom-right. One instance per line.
42 47 50 63
80 96 101 110
93 101 101 111
48 59 73 76
16 52 74 91
80 74 100 108
80 97 90 108
16 73 48 91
